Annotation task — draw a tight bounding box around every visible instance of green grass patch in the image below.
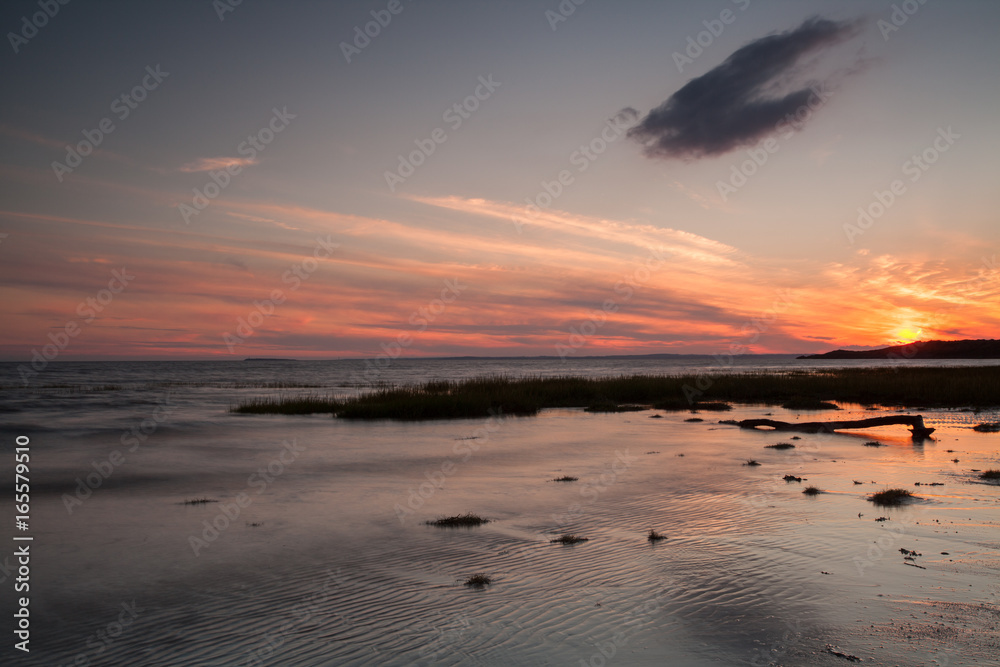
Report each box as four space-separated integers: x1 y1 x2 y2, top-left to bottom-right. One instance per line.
231 367 1000 420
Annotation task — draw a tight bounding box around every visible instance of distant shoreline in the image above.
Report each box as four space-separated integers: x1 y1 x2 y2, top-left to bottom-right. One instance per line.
799 339 1000 360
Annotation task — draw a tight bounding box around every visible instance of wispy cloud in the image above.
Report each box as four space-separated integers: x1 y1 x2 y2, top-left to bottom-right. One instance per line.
628 16 863 159
178 156 259 173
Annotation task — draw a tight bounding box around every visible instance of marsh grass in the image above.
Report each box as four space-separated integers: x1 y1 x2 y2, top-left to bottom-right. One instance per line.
973 422 1000 432
979 470 1000 480
744 459 761 466
426 513 490 527
584 402 647 413
647 529 667 542
803 486 822 495
181 498 218 505
231 367 1000 420
863 441 884 447
782 397 839 410
464 574 492 588
551 534 589 545
766 443 795 450
233 393 341 415
869 488 916 506
552 475 579 482
783 474 803 482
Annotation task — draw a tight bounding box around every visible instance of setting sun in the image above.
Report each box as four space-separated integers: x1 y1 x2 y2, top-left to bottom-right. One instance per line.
895 328 923 343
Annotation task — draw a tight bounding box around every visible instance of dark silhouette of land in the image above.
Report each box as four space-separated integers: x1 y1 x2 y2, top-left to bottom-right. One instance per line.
799 339 1000 360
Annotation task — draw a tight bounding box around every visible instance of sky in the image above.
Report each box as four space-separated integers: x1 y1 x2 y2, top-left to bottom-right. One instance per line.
1 0 998 360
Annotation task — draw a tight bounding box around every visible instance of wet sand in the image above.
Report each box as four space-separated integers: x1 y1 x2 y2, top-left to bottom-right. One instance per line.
6 402 1000 665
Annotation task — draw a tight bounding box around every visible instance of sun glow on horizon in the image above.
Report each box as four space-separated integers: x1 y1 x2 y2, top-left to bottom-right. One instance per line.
894 328 924 344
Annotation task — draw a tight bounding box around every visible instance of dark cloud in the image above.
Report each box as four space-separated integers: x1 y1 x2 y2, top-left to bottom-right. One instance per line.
628 16 862 159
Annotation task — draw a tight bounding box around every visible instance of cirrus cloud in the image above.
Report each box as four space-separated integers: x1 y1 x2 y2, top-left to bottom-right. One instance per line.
178 156 259 173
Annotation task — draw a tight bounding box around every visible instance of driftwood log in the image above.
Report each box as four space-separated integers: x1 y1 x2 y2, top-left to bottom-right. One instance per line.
721 415 935 439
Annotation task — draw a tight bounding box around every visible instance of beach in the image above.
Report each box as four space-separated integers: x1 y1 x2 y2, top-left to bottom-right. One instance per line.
1 360 998 665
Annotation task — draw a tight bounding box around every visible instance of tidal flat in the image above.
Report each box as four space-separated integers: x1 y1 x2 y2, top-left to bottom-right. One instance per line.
6 393 999 665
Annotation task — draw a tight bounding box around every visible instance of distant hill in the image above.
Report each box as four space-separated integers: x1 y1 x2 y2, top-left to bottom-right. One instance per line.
798 339 1000 360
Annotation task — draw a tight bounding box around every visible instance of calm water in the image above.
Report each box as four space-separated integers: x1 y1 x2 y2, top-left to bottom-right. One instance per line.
1 358 998 666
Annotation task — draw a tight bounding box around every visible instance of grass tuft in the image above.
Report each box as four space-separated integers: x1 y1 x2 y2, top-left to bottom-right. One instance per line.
979 470 1000 480
464 573 492 588
744 459 761 466
766 443 796 450
869 488 916 506
802 486 822 495
783 474 803 482
552 475 579 482
181 498 218 505
551 534 589 545
426 513 489 527
973 422 1000 432
863 441 884 447
647 528 667 542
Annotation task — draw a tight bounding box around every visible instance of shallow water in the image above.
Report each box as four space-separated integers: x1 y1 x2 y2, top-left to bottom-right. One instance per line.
1 361 998 665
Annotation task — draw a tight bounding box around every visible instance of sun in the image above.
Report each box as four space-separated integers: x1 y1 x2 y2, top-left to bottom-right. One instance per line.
895 327 923 344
